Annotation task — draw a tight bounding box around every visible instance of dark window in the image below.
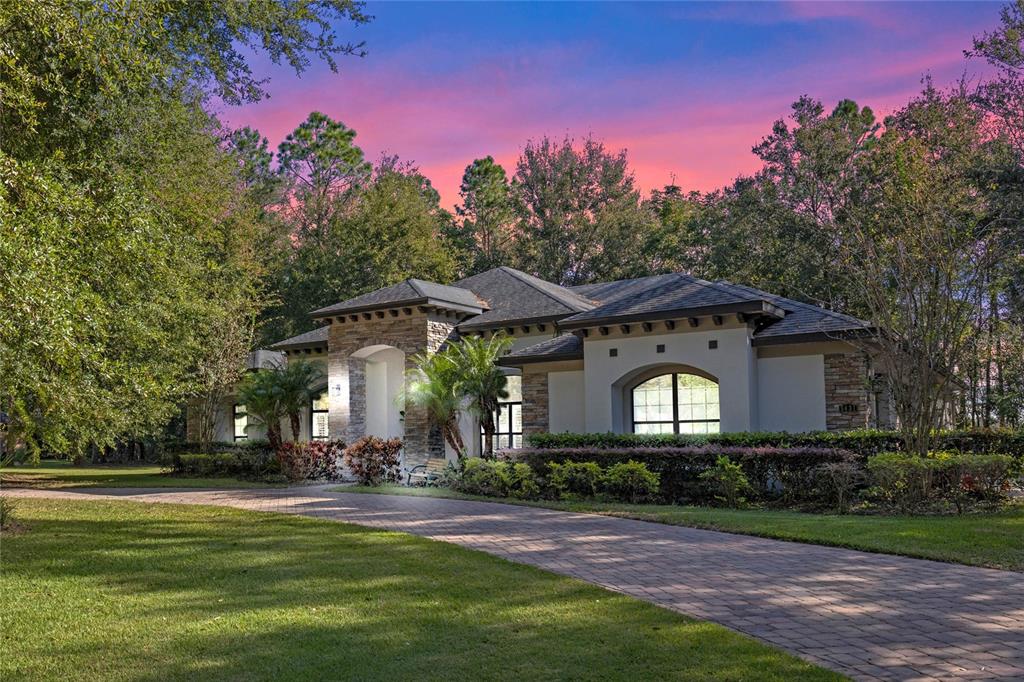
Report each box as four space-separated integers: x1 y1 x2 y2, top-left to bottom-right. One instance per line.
481 375 523 451
233 404 248 441
609 348 618 357
656 344 665 353
631 373 720 434
310 389 329 440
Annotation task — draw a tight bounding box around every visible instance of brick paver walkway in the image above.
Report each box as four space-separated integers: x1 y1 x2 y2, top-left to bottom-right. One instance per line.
7 486 1023 681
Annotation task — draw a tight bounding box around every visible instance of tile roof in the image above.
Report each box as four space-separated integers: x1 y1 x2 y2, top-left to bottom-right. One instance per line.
454 266 595 330
311 278 487 318
559 273 767 328
268 325 329 351
721 282 871 343
498 333 583 365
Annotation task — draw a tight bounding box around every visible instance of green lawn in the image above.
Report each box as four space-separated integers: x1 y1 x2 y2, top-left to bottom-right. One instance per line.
0 499 838 681
336 485 1024 572
0 460 281 489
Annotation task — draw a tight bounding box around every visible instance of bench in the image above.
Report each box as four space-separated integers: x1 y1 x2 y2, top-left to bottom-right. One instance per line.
405 457 449 486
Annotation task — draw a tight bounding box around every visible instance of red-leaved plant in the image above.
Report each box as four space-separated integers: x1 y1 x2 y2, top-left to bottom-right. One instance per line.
276 440 345 482
343 436 403 486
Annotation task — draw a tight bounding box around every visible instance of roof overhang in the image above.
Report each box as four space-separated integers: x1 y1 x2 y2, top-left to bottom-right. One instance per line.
497 350 584 367
556 300 786 331
751 328 875 347
311 297 486 320
458 312 569 333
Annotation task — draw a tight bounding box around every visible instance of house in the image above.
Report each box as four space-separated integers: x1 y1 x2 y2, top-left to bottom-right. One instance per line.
191 267 894 467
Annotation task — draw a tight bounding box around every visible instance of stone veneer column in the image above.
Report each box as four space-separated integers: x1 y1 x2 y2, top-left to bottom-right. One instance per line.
326 309 459 466
824 352 871 431
521 370 550 436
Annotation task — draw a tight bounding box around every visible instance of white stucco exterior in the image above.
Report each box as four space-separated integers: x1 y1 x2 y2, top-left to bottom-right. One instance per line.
363 347 405 439
583 325 758 433
548 370 586 432
756 354 826 432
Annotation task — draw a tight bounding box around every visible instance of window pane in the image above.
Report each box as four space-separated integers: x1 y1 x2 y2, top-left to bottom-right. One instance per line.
233 404 247 441
512 435 522 449
510 404 522 434
676 373 720 433
312 391 329 411
312 413 329 440
498 435 510 449
635 422 673 435
504 374 522 402
633 374 674 423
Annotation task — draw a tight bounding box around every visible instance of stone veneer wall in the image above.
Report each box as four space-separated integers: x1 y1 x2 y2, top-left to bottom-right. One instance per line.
521 370 549 436
327 309 459 465
824 352 871 431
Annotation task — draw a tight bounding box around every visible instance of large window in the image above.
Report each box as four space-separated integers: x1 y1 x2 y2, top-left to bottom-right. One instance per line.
632 373 720 434
481 375 522 451
310 389 329 440
233 404 248 441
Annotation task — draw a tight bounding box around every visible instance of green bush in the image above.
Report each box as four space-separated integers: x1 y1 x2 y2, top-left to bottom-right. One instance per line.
548 461 602 499
601 460 660 503
866 451 1016 513
456 458 510 497
525 429 1024 458
506 462 540 500
517 446 856 505
698 456 751 508
168 449 279 480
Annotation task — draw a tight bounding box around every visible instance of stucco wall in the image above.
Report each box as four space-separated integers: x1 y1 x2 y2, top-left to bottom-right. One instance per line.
548 370 586 433
756 354 826 432
583 326 757 433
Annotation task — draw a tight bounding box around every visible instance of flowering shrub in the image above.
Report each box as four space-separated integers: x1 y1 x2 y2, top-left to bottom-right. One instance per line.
343 436 403 486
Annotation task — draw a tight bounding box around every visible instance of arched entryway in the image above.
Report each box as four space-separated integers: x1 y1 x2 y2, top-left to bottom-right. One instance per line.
350 344 406 441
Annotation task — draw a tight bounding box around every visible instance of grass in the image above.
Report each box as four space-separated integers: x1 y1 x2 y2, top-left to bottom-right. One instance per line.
335 485 1024 572
0 460 282 490
0 499 839 681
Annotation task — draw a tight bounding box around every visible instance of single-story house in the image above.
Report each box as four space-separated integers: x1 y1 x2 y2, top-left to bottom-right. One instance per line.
189 267 894 467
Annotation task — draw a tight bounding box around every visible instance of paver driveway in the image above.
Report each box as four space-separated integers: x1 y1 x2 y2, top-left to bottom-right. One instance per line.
7 486 1023 681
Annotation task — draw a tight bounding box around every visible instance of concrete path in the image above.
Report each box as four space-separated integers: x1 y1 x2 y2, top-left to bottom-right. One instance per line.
6 486 1023 681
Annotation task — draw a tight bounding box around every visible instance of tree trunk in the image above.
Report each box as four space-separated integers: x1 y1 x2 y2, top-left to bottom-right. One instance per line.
266 423 283 451
443 417 465 462
289 412 301 442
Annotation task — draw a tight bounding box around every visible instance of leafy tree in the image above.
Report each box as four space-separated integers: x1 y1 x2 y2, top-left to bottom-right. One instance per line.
236 370 287 451
276 360 325 442
451 157 517 276
510 135 659 285
452 334 514 458
0 0 368 458
277 111 372 242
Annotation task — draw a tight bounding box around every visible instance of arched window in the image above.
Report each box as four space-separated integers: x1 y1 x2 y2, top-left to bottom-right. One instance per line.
632 373 720 434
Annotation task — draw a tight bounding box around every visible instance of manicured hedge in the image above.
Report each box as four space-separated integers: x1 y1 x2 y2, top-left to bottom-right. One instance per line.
512 446 859 505
524 429 1024 457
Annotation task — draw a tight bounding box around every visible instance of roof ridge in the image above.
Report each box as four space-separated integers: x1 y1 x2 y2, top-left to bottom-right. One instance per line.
498 266 594 311
406 278 425 297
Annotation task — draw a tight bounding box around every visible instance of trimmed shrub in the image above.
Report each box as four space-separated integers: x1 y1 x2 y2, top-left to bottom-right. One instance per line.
343 436 403 486
524 429 1024 458
601 460 660 503
548 461 602 499
167 447 280 480
506 462 540 500
456 458 510 497
699 455 751 508
516 446 856 505
866 451 1016 513
276 440 345 482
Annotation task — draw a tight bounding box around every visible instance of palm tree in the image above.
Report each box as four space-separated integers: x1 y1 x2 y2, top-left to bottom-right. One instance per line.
453 334 514 458
275 359 324 441
405 349 467 459
236 369 287 450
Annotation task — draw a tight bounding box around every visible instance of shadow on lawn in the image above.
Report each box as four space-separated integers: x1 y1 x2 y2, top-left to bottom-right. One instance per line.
2 501 836 681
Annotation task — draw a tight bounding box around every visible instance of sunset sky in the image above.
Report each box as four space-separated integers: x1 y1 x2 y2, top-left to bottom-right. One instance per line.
224 1 1003 208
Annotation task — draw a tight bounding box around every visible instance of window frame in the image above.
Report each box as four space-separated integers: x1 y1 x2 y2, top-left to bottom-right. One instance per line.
233 403 248 442
309 387 329 441
630 372 720 435
480 375 523 452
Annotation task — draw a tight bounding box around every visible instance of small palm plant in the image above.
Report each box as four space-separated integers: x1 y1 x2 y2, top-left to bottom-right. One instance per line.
275 359 324 441
405 350 466 459
236 369 287 450
454 334 514 458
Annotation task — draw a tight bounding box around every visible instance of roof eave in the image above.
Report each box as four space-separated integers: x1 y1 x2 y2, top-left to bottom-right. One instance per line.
311 297 485 320
458 312 571 332
557 300 784 331
498 351 584 367
751 328 874 347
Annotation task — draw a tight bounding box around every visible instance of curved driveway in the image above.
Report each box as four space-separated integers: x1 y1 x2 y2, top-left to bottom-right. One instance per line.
7 485 1023 681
